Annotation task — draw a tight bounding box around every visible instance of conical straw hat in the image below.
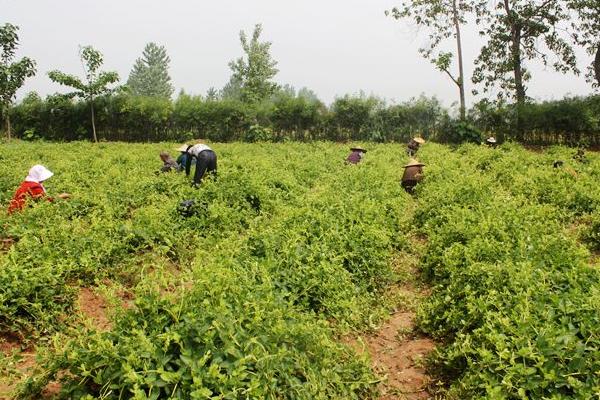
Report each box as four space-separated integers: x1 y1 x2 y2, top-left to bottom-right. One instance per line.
404 159 425 168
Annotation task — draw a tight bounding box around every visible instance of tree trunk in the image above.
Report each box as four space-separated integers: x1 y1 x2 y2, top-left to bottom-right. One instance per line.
512 29 525 141
90 97 98 143
594 44 600 87
504 0 525 139
6 112 11 140
452 0 466 120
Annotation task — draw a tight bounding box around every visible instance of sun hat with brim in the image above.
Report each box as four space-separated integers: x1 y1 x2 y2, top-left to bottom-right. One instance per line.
176 144 189 152
486 137 497 143
25 165 53 183
350 147 367 153
404 159 425 168
413 137 426 144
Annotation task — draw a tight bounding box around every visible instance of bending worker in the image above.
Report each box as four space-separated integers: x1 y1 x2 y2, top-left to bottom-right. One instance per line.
8 165 70 214
401 159 425 193
179 143 218 186
346 147 367 164
407 137 425 157
159 151 181 172
485 137 497 147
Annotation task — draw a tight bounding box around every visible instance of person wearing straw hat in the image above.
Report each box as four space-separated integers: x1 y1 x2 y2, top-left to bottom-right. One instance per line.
175 145 191 170
485 137 497 147
407 137 425 157
8 165 70 214
346 146 367 164
179 143 218 186
401 159 425 193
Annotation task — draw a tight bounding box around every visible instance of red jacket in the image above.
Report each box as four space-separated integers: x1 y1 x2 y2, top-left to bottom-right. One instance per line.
8 181 53 214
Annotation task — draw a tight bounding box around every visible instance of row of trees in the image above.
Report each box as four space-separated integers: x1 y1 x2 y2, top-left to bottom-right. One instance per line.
7 91 449 143
387 0 599 136
7 90 600 145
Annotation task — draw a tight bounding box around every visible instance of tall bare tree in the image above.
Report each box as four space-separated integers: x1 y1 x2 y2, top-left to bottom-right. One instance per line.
387 0 481 120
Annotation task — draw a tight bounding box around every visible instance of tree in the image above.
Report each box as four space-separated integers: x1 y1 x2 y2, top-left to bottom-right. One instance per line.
569 0 600 88
228 24 279 103
387 0 479 120
0 23 36 139
127 42 174 98
48 46 119 142
220 76 242 100
206 87 219 101
297 87 320 103
472 0 578 135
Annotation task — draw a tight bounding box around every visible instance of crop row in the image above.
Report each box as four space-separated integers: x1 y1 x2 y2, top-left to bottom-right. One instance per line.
414 144 600 398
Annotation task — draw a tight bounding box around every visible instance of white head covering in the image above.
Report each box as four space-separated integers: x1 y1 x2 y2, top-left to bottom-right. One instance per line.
25 165 54 184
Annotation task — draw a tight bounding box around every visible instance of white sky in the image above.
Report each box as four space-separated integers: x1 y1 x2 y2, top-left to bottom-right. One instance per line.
1 0 595 108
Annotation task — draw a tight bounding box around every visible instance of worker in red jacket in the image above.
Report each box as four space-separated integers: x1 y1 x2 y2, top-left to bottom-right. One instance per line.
8 165 70 214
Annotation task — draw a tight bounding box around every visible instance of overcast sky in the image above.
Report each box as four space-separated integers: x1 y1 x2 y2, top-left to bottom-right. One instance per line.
1 0 595 108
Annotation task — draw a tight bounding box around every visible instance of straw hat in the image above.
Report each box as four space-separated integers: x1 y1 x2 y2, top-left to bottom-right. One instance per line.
176 144 189 152
350 147 367 153
486 137 497 144
404 159 425 168
413 137 426 144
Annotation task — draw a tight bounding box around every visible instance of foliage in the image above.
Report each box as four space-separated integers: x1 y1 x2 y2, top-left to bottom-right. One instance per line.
0 142 418 398
6 90 600 144
228 24 279 104
0 23 36 138
48 46 120 142
437 118 482 143
387 0 478 119
413 143 600 398
127 42 174 98
472 0 578 108
569 0 600 88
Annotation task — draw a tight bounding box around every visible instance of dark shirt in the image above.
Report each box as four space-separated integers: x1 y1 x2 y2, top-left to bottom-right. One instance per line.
402 166 424 183
176 153 189 168
346 151 363 164
407 140 420 151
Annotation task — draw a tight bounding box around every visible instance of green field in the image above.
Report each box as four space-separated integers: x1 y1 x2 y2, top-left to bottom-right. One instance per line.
1 141 599 399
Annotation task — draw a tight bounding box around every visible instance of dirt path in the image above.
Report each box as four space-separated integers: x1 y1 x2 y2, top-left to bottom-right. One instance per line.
349 245 438 399
366 302 436 399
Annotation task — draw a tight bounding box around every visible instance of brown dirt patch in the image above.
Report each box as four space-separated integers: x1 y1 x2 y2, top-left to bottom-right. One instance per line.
0 238 15 252
77 288 111 331
346 243 437 399
0 348 36 399
351 312 436 400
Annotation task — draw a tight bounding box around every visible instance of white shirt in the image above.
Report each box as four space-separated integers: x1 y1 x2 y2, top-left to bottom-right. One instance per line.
187 144 212 157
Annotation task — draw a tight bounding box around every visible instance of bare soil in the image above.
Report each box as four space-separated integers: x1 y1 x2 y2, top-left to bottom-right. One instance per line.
347 243 438 399
0 336 36 399
364 311 436 399
77 288 112 331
